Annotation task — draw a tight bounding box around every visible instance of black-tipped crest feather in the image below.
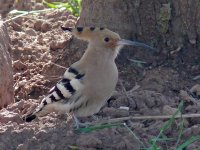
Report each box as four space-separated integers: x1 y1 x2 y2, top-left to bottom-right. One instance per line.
61 26 73 32
77 27 83 32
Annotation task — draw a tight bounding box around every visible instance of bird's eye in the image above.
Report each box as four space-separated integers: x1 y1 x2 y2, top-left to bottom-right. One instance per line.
104 37 110 42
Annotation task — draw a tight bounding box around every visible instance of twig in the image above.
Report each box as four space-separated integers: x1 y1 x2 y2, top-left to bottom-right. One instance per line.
4 9 53 23
44 75 62 78
193 75 200 80
89 114 200 126
4 12 29 23
43 75 62 80
50 62 68 69
127 84 140 95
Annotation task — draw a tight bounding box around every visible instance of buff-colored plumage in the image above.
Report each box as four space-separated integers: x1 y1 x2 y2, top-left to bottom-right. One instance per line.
23 27 155 128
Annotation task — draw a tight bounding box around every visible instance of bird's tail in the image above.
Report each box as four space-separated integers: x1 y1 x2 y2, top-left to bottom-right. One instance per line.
22 76 76 122
22 93 57 122
22 112 37 122
22 101 45 122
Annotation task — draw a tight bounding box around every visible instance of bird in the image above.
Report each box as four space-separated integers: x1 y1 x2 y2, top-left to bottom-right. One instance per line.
23 27 156 128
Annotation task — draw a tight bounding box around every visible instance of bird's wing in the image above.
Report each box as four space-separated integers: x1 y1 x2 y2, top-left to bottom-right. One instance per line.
23 67 85 122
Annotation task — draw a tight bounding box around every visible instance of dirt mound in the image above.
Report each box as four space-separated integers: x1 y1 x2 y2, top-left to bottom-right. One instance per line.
8 9 78 101
1 86 200 149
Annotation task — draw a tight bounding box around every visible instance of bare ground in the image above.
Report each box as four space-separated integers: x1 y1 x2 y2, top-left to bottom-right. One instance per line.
0 4 200 150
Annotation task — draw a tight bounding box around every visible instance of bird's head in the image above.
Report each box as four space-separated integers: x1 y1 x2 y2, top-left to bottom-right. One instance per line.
61 26 156 52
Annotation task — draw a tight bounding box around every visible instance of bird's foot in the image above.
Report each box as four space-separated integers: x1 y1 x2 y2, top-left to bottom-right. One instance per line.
75 121 90 129
91 115 99 121
73 114 89 129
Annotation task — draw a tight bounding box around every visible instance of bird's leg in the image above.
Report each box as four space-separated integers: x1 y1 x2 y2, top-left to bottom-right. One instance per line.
73 114 89 129
91 115 99 121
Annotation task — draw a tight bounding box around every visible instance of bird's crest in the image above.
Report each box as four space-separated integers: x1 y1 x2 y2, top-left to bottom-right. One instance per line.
61 26 157 51
61 26 120 42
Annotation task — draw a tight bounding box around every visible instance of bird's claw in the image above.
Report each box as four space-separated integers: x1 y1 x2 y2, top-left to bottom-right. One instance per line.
73 114 89 129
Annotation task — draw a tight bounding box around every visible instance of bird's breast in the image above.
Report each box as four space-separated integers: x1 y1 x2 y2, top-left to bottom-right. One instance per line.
74 62 118 117
84 62 118 98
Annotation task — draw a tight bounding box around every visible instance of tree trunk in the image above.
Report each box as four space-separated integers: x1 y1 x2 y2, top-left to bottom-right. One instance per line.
0 21 14 108
77 0 200 76
79 0 200 48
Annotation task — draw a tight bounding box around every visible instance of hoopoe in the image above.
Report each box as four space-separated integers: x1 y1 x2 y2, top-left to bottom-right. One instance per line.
23 27 156 128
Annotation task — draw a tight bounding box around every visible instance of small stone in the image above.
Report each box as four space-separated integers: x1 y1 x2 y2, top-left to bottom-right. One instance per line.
41 22 52 32
34 20 43 31
191 125 200 135
119 106 129 111
24 46 33 51
190 84 200 98
49 40 67 50
179 90 196 103
25 28 37 36
55 40 67 49
18 80 27 87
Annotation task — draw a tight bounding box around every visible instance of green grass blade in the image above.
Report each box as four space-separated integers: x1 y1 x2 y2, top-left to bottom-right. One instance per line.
150 101 183 149
174 120 184 149
160 101 183 132
52 2 71 8
176 136 200 150
5 9 53 23
42 0 81 16
52 2 66 5
77 0 82 5
43 1 58 8
159 134 172 149
67 7 73 13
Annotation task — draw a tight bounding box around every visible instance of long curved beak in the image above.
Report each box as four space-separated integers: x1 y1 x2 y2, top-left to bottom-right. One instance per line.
118 39 156 51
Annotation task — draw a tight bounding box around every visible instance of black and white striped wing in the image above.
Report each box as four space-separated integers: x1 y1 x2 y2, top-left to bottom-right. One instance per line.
24 67 84 122
39 67 84 108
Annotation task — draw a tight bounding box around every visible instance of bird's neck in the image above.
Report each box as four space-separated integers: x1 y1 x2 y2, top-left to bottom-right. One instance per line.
80 44 118 66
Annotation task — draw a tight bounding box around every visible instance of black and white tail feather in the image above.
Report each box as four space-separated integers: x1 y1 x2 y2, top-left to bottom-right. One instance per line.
23 67 85 122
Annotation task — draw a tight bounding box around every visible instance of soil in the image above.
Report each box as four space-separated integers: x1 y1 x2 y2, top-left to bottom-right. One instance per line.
1 2 200 150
